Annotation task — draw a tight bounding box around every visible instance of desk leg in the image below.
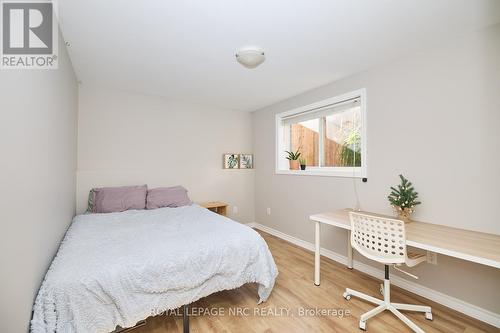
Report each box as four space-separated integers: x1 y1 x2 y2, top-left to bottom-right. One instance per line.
314 221 321 286
347 230 353 269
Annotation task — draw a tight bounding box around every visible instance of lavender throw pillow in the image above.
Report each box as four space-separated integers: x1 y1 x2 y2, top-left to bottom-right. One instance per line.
146 186 192 209
92 185 147 213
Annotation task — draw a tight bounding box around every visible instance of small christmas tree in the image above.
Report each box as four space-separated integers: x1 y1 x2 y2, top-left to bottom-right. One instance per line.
388 174 421 214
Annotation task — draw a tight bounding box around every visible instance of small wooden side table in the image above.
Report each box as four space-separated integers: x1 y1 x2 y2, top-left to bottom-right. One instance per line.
199 201 228 216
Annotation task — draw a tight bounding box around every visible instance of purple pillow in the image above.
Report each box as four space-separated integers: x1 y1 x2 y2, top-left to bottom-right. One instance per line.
146 186 192 209
92 185 147 213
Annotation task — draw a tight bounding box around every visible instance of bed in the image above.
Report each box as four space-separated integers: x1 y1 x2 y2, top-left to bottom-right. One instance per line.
31 204 278 332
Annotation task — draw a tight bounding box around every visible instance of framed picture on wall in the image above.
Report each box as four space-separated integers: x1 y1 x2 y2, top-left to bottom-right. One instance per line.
223 154 240 169
239 154 253 169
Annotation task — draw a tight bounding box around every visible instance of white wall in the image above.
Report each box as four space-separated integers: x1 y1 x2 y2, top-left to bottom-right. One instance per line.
0 44 78 330
252 24 500 313
77 87 254 223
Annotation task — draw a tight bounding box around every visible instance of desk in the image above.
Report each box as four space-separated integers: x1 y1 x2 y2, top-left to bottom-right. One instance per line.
310 209 500 286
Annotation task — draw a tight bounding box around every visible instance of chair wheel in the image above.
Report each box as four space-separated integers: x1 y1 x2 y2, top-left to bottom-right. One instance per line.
343 292 351 301
379 284 384 295
425 312 433 321
359 320 366 330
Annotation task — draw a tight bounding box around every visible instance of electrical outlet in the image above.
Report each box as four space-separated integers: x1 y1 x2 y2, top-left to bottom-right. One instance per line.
266 207 271 215
426 251 438 265
232 206 238 214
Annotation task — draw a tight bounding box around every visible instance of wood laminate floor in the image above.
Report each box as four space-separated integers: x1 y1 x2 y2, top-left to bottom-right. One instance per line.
132 231 498 333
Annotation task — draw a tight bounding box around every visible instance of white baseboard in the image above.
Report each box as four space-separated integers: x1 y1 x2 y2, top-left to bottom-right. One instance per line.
247 222 500 328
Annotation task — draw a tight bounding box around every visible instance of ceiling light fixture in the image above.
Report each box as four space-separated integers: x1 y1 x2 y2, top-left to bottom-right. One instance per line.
235 46 265 69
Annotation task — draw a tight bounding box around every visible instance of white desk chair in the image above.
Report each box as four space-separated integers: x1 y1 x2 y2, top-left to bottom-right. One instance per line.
343 212 432 332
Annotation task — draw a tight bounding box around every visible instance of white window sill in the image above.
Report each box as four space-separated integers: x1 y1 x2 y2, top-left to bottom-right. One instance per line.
275 168 365 178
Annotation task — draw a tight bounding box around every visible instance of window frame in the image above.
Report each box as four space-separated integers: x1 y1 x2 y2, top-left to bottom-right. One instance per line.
275 88 367 178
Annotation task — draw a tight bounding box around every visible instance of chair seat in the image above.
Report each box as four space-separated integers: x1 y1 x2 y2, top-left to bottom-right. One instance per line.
405 251 426 267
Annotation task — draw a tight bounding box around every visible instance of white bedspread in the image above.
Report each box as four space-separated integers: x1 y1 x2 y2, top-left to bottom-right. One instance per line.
31 205 278 332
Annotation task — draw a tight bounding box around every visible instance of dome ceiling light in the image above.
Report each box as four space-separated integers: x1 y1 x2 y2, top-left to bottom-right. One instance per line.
235 46 265 69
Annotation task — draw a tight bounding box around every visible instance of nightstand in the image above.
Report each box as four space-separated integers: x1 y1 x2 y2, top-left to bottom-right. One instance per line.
199 201 228 216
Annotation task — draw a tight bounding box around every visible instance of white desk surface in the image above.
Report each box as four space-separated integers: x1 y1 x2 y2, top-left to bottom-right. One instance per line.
310 209 500 269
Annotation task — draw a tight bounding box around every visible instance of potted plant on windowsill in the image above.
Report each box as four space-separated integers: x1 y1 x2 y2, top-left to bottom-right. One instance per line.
299 158 307 170
285 149 301 170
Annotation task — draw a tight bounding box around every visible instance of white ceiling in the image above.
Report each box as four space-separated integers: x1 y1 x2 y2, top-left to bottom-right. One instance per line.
59 0 500 112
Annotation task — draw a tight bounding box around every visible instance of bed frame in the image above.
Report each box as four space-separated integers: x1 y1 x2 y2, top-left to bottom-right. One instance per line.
183 304 190 333
115 304 190 333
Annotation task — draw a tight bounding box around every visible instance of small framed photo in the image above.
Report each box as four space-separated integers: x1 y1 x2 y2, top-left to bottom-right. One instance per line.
239 154 253 169
223 154 240 169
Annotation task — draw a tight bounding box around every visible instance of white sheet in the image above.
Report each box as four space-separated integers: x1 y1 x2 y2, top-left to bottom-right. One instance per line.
31 205 278 332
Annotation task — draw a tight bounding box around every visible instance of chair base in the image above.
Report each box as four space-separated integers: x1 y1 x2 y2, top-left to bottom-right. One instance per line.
343 279 432 332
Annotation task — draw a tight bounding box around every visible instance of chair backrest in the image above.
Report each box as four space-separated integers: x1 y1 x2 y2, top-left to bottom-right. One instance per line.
349 211 407 264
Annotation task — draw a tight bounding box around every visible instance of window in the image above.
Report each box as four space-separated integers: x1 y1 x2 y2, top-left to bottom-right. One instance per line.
276 89 366 177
